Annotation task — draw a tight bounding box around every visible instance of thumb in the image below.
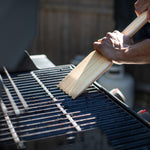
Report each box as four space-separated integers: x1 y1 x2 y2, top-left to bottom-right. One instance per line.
93 42 101 51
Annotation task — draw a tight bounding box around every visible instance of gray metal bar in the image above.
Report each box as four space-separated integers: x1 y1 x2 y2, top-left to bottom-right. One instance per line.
3 67 28 110
0 75 20 115
0 99 7 114
31 71 82 132
0 99 25 149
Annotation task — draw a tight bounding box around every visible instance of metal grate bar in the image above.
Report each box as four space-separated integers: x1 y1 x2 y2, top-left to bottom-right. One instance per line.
0 99 24 149
31 71 82 132
3 67 28 111
0 75 20 115
1 65 150 150
32 66 150 149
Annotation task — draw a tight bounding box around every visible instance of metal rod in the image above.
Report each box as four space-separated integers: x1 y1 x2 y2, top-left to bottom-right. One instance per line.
0 99 7 114
31 71 82 132
0 99 25 149
3 67 28 110
0 75 20 115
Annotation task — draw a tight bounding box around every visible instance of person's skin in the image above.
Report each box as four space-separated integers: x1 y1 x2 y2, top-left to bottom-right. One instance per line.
135 0 150 22
93 0 150 64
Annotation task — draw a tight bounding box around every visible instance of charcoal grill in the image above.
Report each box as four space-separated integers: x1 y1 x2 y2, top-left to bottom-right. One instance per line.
1 63 150 150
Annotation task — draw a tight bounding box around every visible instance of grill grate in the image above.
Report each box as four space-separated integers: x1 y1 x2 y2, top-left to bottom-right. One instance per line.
0 65 150 150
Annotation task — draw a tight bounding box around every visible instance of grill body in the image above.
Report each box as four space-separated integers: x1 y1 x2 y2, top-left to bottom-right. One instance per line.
0 64 150 150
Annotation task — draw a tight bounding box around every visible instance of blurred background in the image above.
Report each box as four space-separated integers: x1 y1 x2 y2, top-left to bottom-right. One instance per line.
27 0 150 110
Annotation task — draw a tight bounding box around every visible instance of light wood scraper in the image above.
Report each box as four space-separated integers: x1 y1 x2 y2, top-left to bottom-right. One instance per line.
58 11 147 99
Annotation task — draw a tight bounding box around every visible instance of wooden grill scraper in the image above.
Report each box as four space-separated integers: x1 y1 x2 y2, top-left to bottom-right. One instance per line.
58 11 148 99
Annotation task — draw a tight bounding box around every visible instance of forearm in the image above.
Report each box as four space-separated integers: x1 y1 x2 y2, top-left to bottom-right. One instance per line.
119 39 150 64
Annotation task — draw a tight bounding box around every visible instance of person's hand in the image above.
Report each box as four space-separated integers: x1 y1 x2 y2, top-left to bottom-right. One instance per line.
93 30 133 64
135 0 150 22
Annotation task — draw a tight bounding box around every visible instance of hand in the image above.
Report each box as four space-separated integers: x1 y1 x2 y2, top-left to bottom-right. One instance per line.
93 30 133 64
135 0 150 22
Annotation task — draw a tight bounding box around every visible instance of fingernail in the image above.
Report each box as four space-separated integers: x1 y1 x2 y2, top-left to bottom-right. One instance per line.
94 42 100 45
93 42 100 49
93 42 99 47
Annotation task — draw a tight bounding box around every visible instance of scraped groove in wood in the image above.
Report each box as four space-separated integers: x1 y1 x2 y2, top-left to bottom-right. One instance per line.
58 11 147 99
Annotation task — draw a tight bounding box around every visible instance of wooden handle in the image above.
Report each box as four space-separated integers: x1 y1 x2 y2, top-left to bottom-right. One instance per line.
58 11 148 99
122 11 147 37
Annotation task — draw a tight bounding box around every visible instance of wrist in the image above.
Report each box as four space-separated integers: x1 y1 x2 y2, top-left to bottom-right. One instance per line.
113 47 130 64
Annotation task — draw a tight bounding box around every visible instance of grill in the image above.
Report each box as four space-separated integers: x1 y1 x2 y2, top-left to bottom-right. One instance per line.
0 64 150 150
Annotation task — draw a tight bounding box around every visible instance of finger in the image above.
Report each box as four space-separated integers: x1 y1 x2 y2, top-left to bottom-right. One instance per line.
97 37 106 42
134 0 141 11
106 32 117 40
134 0 140 7
101 37 116 51
94 37 111 50
107 31 122 39
135 8 144 15
98 38 102 42
148 6 150 22
103 37 113 46
130 38 134 45
93 41 101 50
107 31 123 44
113 30 123 39
134 0 147 15
113 30 120 34
106 32 113 38
135 10 140 16
93 41 103 54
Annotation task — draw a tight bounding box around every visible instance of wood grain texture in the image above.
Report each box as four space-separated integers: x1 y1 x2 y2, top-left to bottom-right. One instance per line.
29 0 115 65
122 11 147 37
58 11 147 99
58 51 112 98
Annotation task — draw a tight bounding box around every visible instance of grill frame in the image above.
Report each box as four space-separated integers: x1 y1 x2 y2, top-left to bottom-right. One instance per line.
0 64 150 150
